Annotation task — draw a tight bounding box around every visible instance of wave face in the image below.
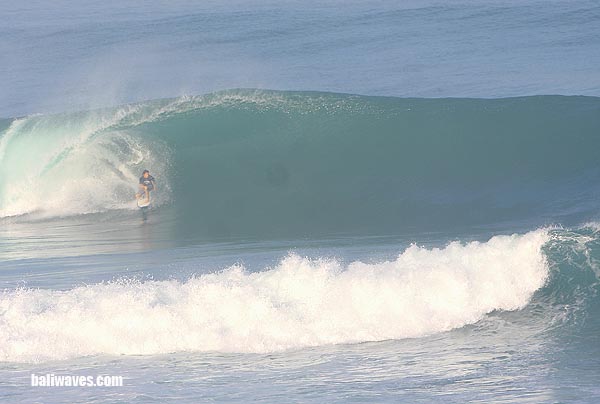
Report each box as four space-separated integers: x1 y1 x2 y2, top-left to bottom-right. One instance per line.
1 91 600 238
0 230 551 362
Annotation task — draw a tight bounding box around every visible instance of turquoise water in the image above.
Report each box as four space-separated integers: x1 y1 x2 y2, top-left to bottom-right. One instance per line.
1 1 600 403
2 92 599 242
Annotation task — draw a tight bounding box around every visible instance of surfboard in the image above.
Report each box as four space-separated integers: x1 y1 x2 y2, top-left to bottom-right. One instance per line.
137 197 151 208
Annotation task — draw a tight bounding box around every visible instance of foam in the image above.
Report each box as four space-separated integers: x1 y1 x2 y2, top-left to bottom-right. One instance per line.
0 230 549 363
582 222 600 232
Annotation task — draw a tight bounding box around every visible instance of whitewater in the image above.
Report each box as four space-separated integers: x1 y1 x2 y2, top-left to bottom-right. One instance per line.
0 230 549 362
2 1 600 403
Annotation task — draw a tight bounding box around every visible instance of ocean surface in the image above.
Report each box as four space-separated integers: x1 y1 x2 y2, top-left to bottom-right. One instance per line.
1 1 600 403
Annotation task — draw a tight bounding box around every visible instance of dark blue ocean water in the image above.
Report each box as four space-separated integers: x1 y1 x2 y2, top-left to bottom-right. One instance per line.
2 0 600 118
1 1 600 403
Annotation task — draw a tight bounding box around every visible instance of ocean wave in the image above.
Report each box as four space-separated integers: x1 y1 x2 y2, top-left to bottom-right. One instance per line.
0 90 599 237
0 229 550 363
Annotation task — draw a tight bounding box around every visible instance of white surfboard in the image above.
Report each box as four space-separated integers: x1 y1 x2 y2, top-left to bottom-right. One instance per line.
137 197 151 208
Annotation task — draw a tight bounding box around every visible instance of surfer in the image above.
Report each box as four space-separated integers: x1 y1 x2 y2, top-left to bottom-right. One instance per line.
136 170 156 203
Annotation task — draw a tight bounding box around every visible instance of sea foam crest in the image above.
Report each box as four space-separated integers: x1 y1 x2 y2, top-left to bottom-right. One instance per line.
0 230 549 363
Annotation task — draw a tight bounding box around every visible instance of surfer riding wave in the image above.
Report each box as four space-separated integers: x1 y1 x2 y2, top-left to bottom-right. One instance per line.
136 170 156 204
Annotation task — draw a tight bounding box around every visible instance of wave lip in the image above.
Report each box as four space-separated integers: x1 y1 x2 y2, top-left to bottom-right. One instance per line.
0 229 549 363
